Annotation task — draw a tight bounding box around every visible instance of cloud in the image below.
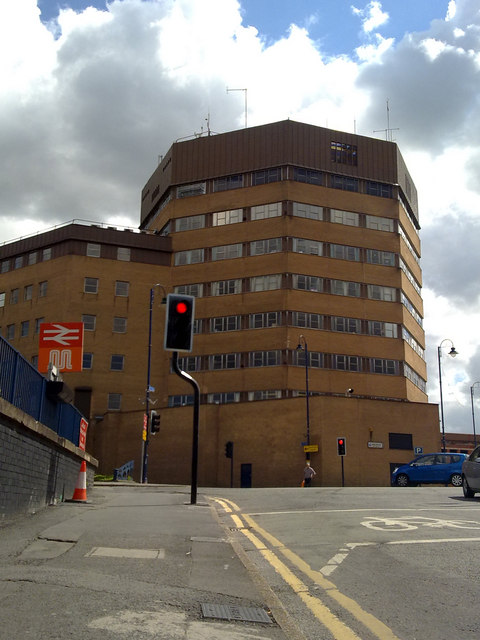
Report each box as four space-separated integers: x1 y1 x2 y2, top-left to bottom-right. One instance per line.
351 1 389 34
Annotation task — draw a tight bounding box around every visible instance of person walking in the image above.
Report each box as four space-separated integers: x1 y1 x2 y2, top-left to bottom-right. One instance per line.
303 461 316 487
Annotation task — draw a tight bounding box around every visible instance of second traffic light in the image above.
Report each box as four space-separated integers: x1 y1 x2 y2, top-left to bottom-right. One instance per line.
164 294 195 352
150 410 161 434
337 437 346 456
225 441 234 458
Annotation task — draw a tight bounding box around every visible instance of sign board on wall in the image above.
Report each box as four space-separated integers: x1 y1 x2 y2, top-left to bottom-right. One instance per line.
38 323 84 373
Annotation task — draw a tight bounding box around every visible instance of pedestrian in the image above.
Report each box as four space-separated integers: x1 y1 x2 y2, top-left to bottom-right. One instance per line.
303 461 316 487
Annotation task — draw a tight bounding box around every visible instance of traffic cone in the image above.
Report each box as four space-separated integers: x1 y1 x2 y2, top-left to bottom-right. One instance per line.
70 460 88 502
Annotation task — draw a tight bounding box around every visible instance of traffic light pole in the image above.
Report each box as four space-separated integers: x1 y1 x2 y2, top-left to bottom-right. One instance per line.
172 351 200 505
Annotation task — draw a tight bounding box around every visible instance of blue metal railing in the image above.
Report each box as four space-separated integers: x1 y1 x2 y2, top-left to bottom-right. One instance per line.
0 335 84 447
113 460 134 481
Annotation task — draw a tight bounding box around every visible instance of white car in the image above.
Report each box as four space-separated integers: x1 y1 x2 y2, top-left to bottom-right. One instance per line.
462 445 480 498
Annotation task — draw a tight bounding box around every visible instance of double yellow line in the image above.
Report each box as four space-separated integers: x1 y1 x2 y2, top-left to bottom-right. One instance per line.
213 497 402 640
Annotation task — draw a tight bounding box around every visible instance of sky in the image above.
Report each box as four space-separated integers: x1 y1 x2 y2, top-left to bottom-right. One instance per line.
1 0 480 436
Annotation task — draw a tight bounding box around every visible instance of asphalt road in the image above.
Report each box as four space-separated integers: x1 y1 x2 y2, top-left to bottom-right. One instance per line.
209 485 480 640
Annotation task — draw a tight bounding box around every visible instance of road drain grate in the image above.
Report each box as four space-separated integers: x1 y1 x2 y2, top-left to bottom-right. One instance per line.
201 603 272 624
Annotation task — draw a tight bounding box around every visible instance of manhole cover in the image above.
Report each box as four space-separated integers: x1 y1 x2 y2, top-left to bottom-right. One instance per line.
201 603 272 624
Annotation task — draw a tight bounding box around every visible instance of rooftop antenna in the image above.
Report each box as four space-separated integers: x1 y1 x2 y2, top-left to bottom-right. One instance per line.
373 99 399 141
227 87 248 128
194 112 212 138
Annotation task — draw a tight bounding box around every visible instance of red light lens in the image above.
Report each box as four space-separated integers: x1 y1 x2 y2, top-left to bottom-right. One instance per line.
176 302 188 314
338 439 343 445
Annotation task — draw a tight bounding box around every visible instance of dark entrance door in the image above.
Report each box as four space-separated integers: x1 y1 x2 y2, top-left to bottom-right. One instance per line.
240 463 252 488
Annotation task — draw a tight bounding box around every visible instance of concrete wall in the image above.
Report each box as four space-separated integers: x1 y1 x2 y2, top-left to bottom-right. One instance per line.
0 398 98 521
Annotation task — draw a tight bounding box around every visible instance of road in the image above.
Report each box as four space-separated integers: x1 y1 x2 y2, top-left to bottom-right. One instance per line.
210 485 480 640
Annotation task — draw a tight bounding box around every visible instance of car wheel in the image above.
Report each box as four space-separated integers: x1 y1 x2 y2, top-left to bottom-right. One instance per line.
396 473 409 487
463 476 475 499
450 473 463 487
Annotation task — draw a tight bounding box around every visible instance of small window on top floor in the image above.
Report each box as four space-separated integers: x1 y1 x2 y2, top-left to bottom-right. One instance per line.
331 141 358 166
1 260 9 273
43 248 52 261
87 243 101 257
117 247 131 261
14 256 23 269
252 168 281 185
28 252 37 266
213 174 243 192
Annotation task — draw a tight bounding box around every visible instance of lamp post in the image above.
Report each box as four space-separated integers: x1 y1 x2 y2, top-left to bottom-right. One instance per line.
296 335 310 460
141 283 167 484
470 382 480 449
437 339 458 453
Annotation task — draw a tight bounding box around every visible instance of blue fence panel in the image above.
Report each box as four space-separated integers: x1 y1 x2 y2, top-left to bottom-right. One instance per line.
0 335 84 448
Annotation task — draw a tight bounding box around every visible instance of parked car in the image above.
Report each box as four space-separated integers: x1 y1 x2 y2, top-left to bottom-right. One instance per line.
462 445 480 498
392 453 467 487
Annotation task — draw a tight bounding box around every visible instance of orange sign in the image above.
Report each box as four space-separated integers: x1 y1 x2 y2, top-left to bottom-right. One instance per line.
38 322 84 373
79 418 89 451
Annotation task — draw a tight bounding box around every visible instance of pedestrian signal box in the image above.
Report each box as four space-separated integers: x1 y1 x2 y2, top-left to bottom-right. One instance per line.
164 294 195 352
337 437 346 456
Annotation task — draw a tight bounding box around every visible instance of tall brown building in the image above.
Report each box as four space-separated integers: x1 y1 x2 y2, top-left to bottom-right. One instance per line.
0 120 440 486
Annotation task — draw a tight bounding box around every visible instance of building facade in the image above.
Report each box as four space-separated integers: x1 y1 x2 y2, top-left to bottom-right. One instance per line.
0 120 441 486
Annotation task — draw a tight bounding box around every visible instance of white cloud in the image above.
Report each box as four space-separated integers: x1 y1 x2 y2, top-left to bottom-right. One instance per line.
351 1 389 34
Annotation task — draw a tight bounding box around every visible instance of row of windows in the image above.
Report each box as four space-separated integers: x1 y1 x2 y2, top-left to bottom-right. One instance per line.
86 244 131 261
173 201 396 233
0 282 47 307
1 248 51 274
175 237 398 268
174 165 394 200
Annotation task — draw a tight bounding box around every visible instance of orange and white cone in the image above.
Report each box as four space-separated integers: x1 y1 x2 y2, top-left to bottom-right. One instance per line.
70 460 88 502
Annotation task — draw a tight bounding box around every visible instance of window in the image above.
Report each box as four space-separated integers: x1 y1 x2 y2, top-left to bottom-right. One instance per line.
113 317 127 333
295 350 323 368
35 317 45 334
331 141 358 165
249 350 281 367
115 281 129 296
14 256 23 269
43 248 52 261
211 243 242 260
248 390 282 401
366 249 395 266
293 167 322 185
292 202 323 220
366 181 393 198
110 355 125 371
400 258 421 294
251 202 282 220
368 321 398 338
6 324 15 340
175 214 205 231
87 243 101 257
291 311 322 329
404 363 426 392
402 327 425 358
175 248 204 265
1 260 9 273
209 353 240 369
211 279 242 296
39 281 48 297
332 355 360 371
365 215 395 232
84 277 99 294
21 321 29 337
292 275 322 292
331 280 361 297
107 393 122 410
367 285 396 302
213 174 243 192
250 238 282 255
177 356 200 372
28 252 37 266
249 312 281 329
292 238 322 255
252 167 281 185
10 289 19 304
207 392 240 404
117 247 131 261
0 292 5 308
175 283 203 297
250 274 281 292
176 182 206 198
212 209 242 226
330 244 360 261
370 358 399 375
331 175 359 191
168 394 194 407
332 317 361 333
82 314 96 331
401 293 423 326
331 209 359 226
83 353 93 369
389 432 413 450
210 316 241 332
24 285 33 301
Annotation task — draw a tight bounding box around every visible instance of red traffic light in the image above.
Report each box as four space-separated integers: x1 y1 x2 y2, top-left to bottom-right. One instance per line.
338 439 344 445
176 302 188 314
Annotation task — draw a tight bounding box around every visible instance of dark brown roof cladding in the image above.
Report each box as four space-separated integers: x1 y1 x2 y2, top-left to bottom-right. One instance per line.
0 223 171 259
141 119 418 226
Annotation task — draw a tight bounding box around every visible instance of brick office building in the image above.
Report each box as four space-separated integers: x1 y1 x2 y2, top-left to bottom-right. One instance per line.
0 120 441 486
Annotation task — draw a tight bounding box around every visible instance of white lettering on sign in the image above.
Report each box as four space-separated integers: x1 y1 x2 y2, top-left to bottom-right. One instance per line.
42 324 82 346
50 349 73 370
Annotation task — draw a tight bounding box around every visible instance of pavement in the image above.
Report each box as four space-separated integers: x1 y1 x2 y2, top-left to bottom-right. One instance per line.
0 483 302 640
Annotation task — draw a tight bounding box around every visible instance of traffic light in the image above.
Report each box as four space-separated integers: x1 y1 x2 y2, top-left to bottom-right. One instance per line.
150 410 161 434
225 441 233 459
337 437 346 456
164 294 195 352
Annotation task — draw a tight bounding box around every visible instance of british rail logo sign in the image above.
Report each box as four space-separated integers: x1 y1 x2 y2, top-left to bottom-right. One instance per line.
38 322 84 373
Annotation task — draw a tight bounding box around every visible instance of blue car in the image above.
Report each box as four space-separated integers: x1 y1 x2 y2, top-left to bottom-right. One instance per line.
392 453 468 487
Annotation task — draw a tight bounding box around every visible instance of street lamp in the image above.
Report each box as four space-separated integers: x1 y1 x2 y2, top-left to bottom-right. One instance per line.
296 335 310 459
470 382 480 449
437 339 458 453
141 283 167 484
